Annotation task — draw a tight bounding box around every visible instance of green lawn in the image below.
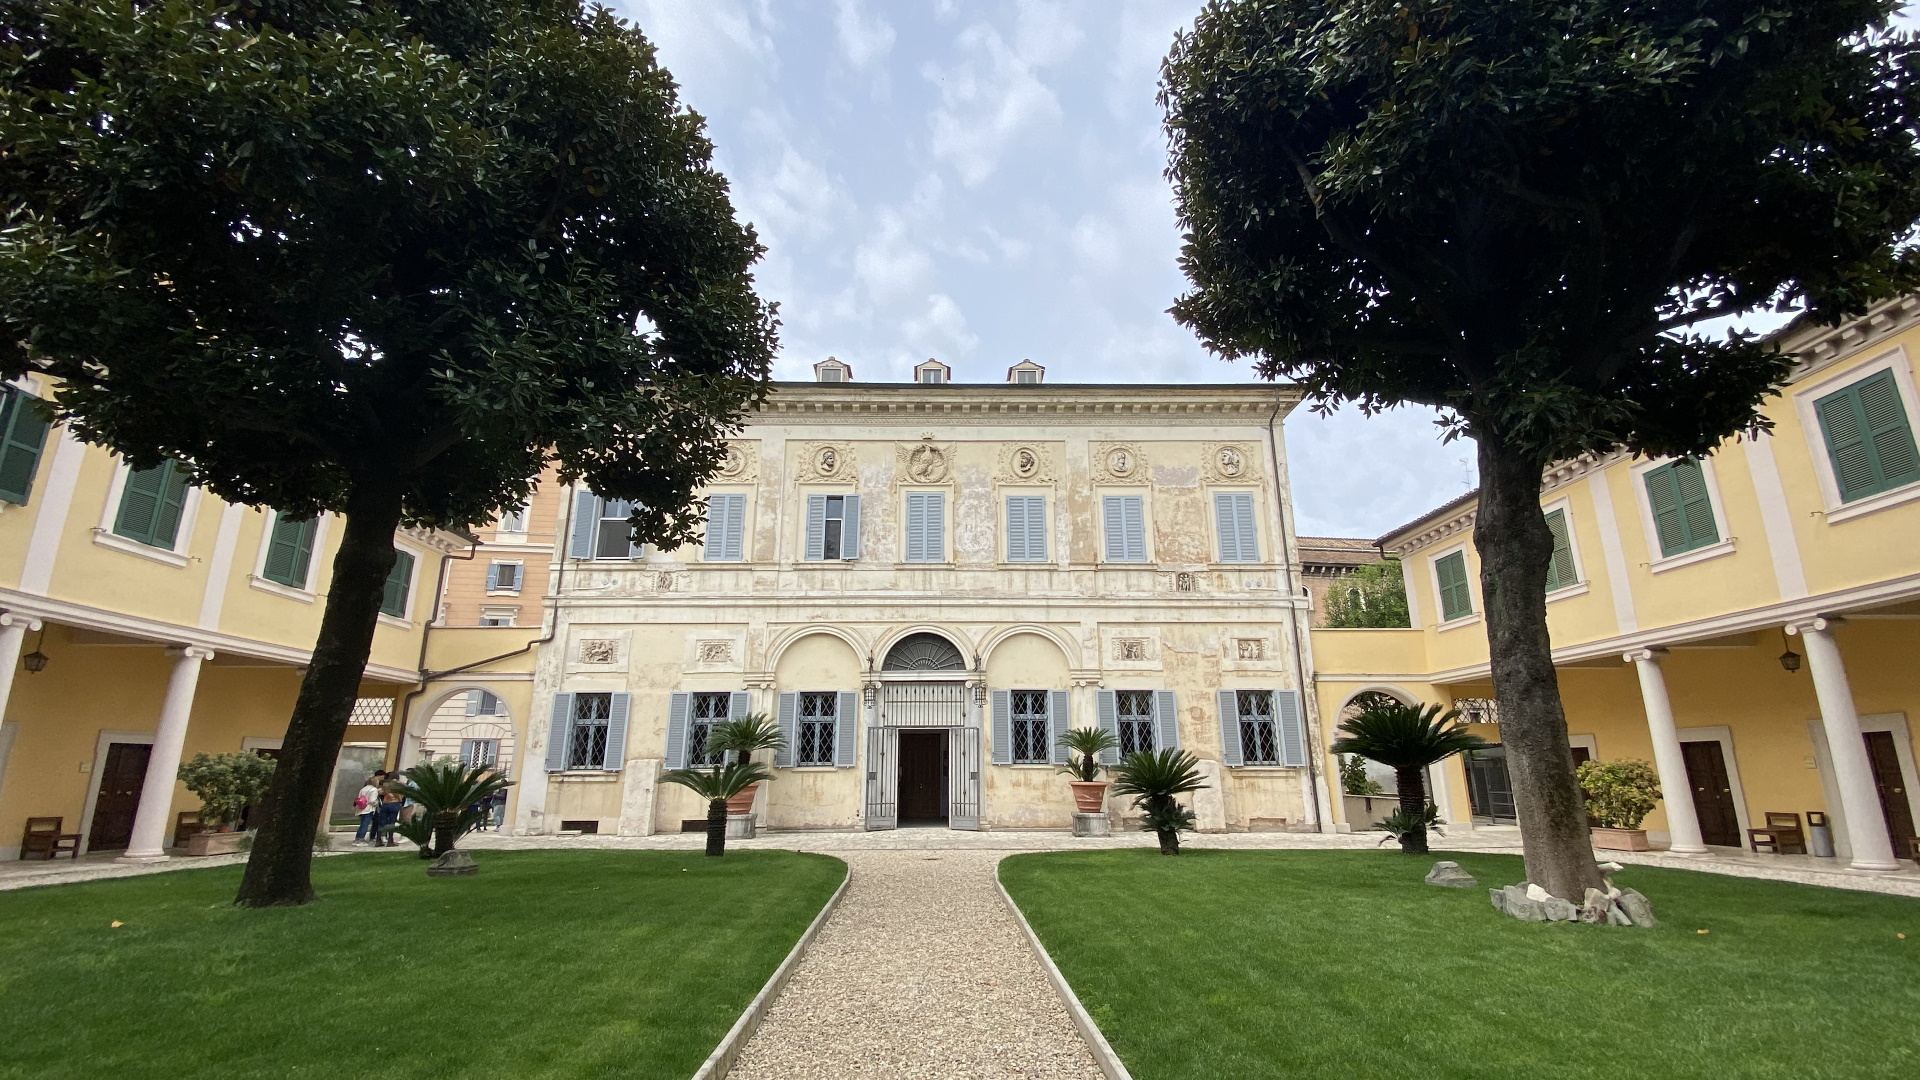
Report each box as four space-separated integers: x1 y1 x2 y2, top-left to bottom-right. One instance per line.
1000 849 1920 1080
0 849 844 1080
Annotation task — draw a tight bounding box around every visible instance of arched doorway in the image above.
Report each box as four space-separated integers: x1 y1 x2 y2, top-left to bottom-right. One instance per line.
868 632 978 830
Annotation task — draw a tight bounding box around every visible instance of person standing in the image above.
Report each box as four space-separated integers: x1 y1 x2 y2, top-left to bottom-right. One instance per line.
375 773 405 847
352 774 381 844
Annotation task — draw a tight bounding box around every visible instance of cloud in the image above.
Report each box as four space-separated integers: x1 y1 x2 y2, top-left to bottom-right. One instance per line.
834 0 896 69
923 12 1076 188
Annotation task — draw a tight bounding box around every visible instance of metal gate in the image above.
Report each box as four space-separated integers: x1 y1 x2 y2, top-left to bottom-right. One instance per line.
880 682 967 726
866 682 980 830
949 728 982 829
864 727 897 830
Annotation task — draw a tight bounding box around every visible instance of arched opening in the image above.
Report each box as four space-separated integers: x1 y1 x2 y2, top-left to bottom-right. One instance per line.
882 632 966 671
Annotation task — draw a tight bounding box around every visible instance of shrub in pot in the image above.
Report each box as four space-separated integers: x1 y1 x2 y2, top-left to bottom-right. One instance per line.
178 752 276 854
1057 726 1119 814
705 714 783 814
1576 758 1662 851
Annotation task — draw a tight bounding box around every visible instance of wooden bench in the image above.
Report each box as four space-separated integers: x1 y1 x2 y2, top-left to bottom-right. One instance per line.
20 816 81 860
1748 812 1808 855
173 810 206 849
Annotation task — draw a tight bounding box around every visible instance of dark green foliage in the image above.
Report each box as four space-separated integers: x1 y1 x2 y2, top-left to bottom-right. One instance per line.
661 760 771 857
390 758 510 856
1373 804 1445 848
1058 726 1120 782
706 713 785 767
176 752 277 829
1337 754 1382 796
0 0 775 904
1001 850 1920 1080
1110 749 1208 855
0 851 846 1079
1332 701 1486 853
1323 561 1409 628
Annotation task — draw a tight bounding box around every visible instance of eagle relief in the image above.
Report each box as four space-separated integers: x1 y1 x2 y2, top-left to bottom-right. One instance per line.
898 440 952 484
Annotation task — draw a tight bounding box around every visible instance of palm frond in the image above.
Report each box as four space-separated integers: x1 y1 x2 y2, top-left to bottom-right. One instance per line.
1110 748 1208 802
1330 701 1489 769
706 714 785 759
662 759 770 800
392 758 512 817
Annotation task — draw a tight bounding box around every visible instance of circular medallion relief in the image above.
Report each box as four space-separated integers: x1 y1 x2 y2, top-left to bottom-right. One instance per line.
1217 445 1245 478
906 444 947 483
1012 446 1039 479
1106 446 1136 478
716 443 749 479
815 445 840 477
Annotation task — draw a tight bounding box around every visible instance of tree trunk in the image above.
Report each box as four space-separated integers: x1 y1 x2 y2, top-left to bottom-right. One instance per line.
433 813 456 857
1474 435 1604 900
1157 829 1180 855
705 797 727 857
1395 765 1429 855
235 480 404 907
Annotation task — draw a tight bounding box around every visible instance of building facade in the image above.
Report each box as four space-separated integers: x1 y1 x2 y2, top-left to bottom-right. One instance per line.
1311 294 1920 870
419 373 1333 836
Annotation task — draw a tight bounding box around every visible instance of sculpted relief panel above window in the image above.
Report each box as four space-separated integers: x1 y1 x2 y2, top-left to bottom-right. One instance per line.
798 442 856 483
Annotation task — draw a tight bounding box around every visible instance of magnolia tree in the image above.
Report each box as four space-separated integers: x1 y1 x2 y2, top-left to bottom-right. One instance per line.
1162 0 1920 899
0 0 776 905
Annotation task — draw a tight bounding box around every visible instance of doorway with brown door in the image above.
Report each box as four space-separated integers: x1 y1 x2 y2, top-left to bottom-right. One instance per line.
1863 731 1917 859
897 729 948 825
87 741 152 851
1681 740 1742 847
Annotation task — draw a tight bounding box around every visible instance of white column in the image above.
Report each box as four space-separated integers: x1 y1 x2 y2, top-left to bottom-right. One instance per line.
118 645 214 862
0 613 43 724
1789 618 1900 871
1624 649 1707 854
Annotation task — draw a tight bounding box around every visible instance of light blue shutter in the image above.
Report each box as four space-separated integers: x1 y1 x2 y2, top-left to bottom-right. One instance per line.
905 493 927 562
1095 690 1119 765
569 491 596 558
729 691 751 719
1049 690 1072 765
804 494 827 560
835 691 859 767
703 493 744 561
1102 496 1126 561
664 692 691 769
1006 496 1026 563
775 692 798 768
1123 497 1145 561
1007 496 1046 562
485 563 501 590
1235 494 1258 562
603 693 630 770
1155 690 1181 751
990 689 1012 765
544 693 574 772
1215 493 1257 562
466 689 483 716
1217 689 1244 767
841 495 861 559
1275 690 1305 767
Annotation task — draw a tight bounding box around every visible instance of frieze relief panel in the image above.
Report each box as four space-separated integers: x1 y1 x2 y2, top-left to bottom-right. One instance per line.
1100 626 1162 670
896 438 953 484
684 631 746 673
1091 442 1147 483
568 629 632 673
797 441 856 483
996 443 1055 484
1203 442 1257 483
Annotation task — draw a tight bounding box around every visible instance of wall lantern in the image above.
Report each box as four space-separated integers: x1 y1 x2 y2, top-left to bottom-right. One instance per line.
21 626 48 674
1778 630 1802 674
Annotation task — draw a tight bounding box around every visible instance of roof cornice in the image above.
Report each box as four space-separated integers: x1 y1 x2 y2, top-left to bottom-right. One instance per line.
751 381 1301 427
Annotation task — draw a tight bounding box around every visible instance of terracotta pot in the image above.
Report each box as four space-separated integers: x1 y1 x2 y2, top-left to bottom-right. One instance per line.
1591 827 1651 852
1069 781 1109 815
725 782 761 815
187 830 247 857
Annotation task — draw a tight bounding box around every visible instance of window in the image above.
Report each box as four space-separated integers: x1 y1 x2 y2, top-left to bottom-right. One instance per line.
0 386 51 506
381 549 415 618
262 512 318 588
478 606 518 627
797 692 837 766
486 561 522 592
1543 508 1578 592
1236 690 1279 765
1213 492 1259 563
918 368 945 384
1005 495 1048 562
567 693 612 770
688 691 732 767
1102 495 1146 562
819 365 845 382
904 492 946 563
1116 690 1155 756
1010 690 1050 764
703 493 746 561
1014 368 1040 384
568 493 643 560
466 689 506 716
1434 550 1473 622
1814 369 1920 503
804 494 861 560
1643 459 1720 557
461 739 499 769
113 461 191 549
496 502 529 534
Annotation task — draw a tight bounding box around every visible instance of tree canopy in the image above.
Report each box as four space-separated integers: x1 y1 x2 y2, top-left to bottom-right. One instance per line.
0 0 776 904
1322 560 1409 629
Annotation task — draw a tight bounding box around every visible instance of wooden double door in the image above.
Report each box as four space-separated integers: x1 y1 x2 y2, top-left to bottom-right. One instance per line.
1864 731 1917 859
897 730 948 823
1681 740 1742 848
88 742 152 851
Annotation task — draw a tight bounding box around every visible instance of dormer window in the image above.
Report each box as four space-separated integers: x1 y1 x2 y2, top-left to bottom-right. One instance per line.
914 358 951 384
814 357 851 383
1008 360 1045 385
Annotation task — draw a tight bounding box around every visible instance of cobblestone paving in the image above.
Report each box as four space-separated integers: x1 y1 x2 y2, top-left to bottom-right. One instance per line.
727 849 1104 1080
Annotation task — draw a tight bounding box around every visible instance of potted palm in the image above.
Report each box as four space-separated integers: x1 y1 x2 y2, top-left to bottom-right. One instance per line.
1576 758 1661 851
663 760 771 857
1058 727 1119 813
1330 700 1488 855
177 752 277 855
1110 748 1207 855
706 714 783 814
391 758 512 864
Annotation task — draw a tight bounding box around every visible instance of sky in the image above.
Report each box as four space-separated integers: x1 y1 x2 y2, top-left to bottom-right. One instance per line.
612 0 1824 539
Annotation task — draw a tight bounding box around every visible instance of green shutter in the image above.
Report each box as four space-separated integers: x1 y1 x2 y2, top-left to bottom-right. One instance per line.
1816 370 1920 502
0 388 52 506
263 514 318 588
1543 509 1577 592
113 462 190 548
381 549 415 617
1644 461 1717 557
1435 551 1472 621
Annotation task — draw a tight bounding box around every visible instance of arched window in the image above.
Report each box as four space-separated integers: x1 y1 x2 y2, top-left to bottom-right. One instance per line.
883 632 966 671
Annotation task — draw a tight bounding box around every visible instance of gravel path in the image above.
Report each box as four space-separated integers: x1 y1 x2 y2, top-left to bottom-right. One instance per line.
727 849 1105 1080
